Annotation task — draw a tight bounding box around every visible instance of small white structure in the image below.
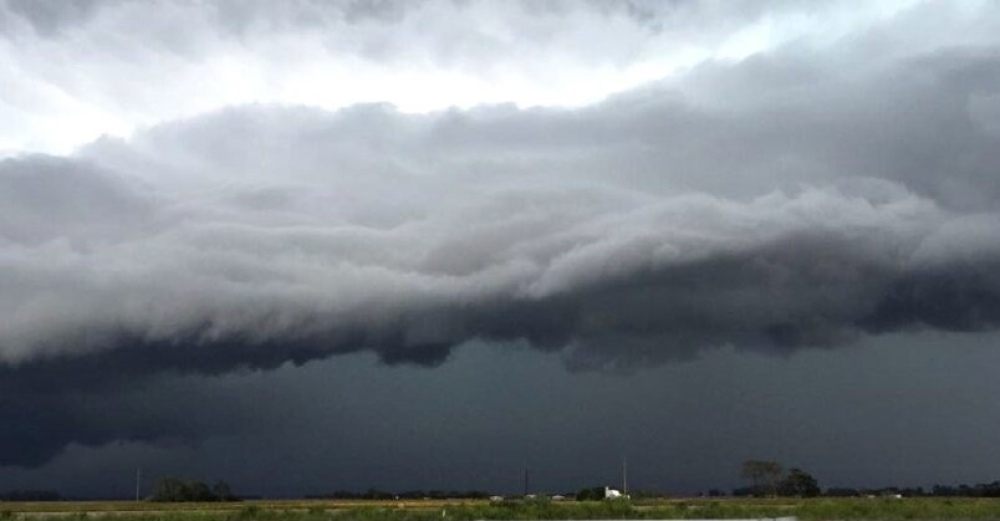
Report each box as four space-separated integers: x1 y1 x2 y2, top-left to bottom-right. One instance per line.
604 487 623 499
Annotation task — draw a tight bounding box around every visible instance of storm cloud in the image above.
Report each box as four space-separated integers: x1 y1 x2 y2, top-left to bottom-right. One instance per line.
2 0 1000 476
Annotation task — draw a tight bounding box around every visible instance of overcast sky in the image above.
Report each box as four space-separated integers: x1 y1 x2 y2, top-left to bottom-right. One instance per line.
2 0 1000 498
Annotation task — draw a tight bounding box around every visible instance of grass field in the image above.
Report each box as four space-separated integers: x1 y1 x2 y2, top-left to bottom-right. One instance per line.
4 497 1000 520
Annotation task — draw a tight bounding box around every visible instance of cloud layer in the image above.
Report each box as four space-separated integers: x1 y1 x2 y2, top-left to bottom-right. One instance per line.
2 0 1000 469
5 0 974 154
4 88 1000 373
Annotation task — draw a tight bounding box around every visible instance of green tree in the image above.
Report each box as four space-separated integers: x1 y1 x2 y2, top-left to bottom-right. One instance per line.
152 477 235 502
152 478 186 502
778 468 821 497
741 460 783 496
575 486 606 501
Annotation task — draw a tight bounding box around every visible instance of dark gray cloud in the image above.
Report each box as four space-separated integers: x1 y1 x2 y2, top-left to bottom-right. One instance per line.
6 335 1000 497
3 0 1000 484
4 49 1000 467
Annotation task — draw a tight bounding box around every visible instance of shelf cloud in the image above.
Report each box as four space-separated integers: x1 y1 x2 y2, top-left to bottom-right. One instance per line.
2 0 1000 475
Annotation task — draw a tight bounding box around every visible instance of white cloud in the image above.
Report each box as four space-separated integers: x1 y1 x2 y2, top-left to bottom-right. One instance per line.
2 0 973 156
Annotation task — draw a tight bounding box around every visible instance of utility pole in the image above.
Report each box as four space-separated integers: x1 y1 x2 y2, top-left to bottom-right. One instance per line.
622 456 627 497
523 466 530 497
135 467 141 502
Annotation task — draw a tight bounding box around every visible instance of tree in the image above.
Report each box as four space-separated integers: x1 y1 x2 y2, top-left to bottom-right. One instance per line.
778 468 821 497
575 487 606 501
153 478 187 502
741 460 783 496
152 477 236 502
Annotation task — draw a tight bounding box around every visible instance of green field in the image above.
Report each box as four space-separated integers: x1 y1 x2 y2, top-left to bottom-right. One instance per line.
4 497 1000 521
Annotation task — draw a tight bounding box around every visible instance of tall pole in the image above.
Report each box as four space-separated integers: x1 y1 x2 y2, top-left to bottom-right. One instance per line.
135 467 141 502
523 466 529 497
622 456 627 497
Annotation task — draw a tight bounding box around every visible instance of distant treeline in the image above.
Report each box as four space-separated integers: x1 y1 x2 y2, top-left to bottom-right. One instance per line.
719 481 1000 498
821 482 1000 498
8 478 1000 502
151 478 238 502
725 459 1000 499
306 489 492 500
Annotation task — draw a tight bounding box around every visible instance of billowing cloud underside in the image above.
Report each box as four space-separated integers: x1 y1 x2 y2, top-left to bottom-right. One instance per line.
3 0 1000 467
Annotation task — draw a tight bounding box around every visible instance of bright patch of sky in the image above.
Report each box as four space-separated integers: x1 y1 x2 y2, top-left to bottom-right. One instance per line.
0 0 964 156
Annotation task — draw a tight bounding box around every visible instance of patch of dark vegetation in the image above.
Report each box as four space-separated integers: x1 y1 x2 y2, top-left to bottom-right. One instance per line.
151 478 238 502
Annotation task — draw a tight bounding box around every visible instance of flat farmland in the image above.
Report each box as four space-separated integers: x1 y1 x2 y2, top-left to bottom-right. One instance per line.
4 497 1000 520
0 499 487 514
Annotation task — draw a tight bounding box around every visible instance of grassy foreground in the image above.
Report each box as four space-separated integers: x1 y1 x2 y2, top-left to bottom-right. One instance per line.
4 497 1000 520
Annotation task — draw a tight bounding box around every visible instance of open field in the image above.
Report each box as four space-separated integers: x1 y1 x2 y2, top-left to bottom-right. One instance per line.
0 500 486 514
5 497 1000 520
